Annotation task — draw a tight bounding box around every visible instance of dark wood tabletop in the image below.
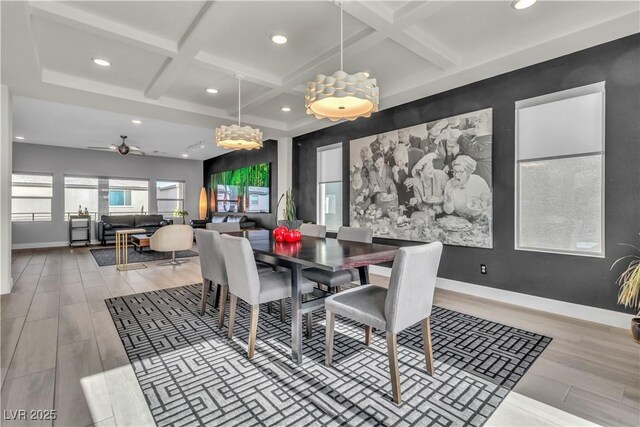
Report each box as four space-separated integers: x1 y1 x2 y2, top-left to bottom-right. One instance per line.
228 229 398 271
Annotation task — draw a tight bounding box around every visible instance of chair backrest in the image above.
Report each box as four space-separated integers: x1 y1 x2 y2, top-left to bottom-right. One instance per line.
300 223 326 238
221 235 261 305
206 222 241 232
337 226 373 243
384 242 443 334
194 229 228 285
149 224 194 252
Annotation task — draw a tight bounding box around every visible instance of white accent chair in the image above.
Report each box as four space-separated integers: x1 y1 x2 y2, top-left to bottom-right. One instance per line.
300 223 327 237
221 234 315 359
149 224 194 265
325 242 443 404
206 222 241 233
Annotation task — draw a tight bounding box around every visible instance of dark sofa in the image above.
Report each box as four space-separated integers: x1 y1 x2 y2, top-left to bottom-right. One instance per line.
190 214 256 230
97 214 173 245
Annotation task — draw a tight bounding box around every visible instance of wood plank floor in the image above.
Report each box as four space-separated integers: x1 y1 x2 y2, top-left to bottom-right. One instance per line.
1 246 638 426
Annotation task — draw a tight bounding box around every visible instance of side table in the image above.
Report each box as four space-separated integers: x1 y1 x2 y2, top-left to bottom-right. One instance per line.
115 228 147 271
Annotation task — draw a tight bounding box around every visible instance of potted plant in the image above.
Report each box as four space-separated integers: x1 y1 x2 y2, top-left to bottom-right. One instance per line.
276 190 302 230
173 209 189 225
612 236 640 343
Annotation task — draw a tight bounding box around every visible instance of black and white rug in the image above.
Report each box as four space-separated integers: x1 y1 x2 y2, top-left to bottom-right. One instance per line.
106 284 551 426
90 247 199 267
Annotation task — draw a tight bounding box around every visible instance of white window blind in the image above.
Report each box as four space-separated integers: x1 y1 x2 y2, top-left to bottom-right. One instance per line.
515 82 605 257
317 143 343 232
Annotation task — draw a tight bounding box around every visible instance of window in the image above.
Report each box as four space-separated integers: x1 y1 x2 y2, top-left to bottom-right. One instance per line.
64 176 99 220
515 82 605 257
109 190 132 207
317 143 343 232
108 179 148 215
11 173 53 222
157 180 185 217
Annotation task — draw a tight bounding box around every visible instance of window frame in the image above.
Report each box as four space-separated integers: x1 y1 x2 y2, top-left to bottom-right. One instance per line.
316 142 343 232
514 82 606 258
63 174 100 221
11 172 54 222
156 179 186 218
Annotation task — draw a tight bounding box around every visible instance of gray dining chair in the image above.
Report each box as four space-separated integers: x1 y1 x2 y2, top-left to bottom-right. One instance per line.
302 226 373 292
325 241 443 404
300 223 327 237
195 229 271 328
194 229 230 328
206 222 241 233
221 234 315 359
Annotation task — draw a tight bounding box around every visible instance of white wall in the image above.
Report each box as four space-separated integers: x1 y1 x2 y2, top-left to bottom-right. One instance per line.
12 142 203 247
277 137 292 221
1 85 13 293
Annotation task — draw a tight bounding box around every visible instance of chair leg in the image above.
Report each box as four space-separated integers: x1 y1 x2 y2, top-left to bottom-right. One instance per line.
199 280 208 316
279 299 286 322
227 294 237 339
364 325 372 346
422 317 435 375
386 332 401 405
305 294 312 338
211 283 219 310
325 310 335 367
218 285 228 329
267 301 272 315
248 305 259 359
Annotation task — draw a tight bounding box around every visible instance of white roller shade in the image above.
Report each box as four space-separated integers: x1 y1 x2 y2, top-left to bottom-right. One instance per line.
516 82 604 160
317 144 342 183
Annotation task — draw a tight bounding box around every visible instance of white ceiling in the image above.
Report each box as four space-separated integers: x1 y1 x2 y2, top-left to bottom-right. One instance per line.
2 0 638 160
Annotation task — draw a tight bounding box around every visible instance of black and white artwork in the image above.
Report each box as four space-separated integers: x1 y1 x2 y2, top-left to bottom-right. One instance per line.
349 108 493 248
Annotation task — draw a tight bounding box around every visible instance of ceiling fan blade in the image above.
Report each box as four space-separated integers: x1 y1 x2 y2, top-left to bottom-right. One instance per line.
87 146 112 150
129 150 145 156
129 145 141 151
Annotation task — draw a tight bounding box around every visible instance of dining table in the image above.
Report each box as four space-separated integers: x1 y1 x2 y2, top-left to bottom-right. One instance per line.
228 229 399 364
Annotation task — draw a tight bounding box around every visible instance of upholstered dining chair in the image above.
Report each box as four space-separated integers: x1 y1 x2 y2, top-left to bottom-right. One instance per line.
325 242 443 404
302 226 373 292
206 222 241 233
221 234 315 359
150 224 194 265
195 229 272 328
300 223 327 238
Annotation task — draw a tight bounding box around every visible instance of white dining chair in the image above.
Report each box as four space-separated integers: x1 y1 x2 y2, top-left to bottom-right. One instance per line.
325 242 443 404
206 222 241 233
300 223 327 237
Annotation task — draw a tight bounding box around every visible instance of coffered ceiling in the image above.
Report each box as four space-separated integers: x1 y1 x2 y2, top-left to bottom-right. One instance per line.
2 1 638 159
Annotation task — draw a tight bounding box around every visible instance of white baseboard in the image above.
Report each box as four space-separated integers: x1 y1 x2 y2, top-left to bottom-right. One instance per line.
1 277 14 295
369 265 633 329
12 240 101 250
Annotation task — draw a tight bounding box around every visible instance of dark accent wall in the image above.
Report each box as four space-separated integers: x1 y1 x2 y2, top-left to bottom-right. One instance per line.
203 139 278 229
292 34 640 313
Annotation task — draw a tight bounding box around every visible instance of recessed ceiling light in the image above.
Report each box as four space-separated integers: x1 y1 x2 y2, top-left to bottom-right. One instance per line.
14 136 25 140
206 88 219 94
281 106 291 112
271 34 288 45
182 153 189 158
92 58 111 67
511 0 537 10
131 119 142 124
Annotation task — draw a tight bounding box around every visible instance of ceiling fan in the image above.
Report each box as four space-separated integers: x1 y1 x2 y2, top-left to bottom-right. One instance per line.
88 135 145 156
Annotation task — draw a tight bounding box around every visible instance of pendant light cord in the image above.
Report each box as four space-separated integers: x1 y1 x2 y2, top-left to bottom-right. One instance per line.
238 78 242 126
340 1 343 71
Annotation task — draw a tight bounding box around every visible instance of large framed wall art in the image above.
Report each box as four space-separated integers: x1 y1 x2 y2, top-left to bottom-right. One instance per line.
349 108 493 248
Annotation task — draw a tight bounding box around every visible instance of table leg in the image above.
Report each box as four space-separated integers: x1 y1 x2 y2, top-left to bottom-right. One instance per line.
115 233 119 269
358 266 370 285
290 263 303 364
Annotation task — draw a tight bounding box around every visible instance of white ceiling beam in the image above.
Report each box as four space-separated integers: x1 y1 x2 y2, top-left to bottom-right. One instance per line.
195 52 283 89
28 1 177 57
145 2 221 100
342 1 458 69
40 68 288 131
392 1 453 28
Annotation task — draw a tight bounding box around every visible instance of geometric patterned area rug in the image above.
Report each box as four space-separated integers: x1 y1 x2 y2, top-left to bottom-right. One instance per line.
90 247 199 267
106 284 552 427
